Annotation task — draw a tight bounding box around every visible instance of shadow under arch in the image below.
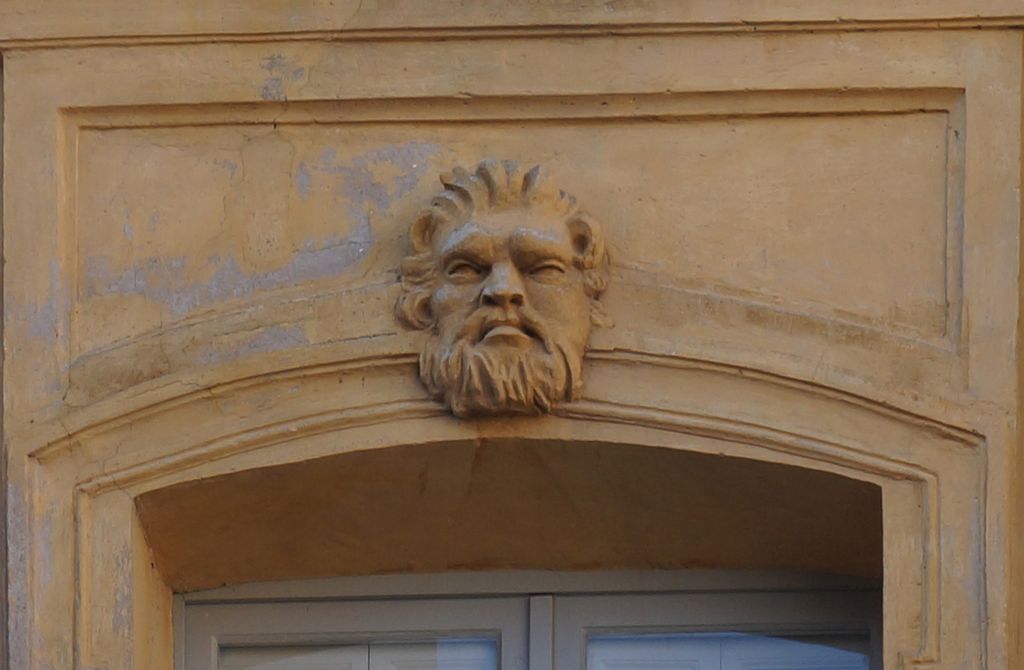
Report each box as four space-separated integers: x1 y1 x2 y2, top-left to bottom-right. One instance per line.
136 438 883 592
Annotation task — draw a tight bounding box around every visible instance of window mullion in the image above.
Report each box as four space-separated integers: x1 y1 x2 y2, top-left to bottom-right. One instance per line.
527 595 554 670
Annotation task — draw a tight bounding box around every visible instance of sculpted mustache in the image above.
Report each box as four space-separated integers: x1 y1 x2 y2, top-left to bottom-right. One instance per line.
457 306 554 352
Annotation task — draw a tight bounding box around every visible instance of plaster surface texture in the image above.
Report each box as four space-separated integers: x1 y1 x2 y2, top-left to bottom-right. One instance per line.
1 3 1023 670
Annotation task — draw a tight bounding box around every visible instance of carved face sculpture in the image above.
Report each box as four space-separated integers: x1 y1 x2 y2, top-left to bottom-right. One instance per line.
396 159 609 417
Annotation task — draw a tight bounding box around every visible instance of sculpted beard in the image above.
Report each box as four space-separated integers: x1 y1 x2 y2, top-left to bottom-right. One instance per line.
419 306 582 417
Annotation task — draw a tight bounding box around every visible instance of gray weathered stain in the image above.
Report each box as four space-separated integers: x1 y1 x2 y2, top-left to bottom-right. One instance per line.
83 224 373 317
260 77 285 101
260 53 288 71
81 140 438 318
27 260 64 340
111 545 133 632
294 161 313 198
315 142 438 218
258 53 305 102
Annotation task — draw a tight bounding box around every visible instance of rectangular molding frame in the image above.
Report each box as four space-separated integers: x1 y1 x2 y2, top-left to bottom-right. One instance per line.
3 29 1014 670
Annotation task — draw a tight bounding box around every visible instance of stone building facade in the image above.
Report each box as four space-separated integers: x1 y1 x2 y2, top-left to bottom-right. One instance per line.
2 2 1024 669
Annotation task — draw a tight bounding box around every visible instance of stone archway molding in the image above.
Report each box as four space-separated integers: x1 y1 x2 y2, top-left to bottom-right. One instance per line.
14 350 983 670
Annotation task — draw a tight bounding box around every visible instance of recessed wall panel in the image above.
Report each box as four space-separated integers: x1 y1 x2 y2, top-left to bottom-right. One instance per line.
71 95 957 356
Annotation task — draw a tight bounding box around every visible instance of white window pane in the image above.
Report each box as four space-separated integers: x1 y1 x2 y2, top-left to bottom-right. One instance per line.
370 638 499 670
587 635 720 670
587 633 869 670
720 633 869 670
219 645 369 670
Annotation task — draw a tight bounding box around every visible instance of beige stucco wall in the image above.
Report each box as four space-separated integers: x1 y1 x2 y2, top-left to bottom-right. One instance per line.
2 3 1023 669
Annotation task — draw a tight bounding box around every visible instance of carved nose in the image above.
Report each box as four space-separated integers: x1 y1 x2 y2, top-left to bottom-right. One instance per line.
481 263 525 308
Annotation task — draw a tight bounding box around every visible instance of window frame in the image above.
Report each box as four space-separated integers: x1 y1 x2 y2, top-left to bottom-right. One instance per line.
185 596 527 670
176 570 882 670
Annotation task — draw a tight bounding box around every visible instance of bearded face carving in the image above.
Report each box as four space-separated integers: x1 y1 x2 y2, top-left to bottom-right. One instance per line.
396 159 610 417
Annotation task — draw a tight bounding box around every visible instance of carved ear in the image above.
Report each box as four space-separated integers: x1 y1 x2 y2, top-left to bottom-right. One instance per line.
395 291 435 330
567 212 605 270
397 210 440 330
409 211 436 253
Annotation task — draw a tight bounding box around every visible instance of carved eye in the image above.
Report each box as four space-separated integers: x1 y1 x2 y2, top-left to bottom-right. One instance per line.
528 261 566 280
446 261 484 281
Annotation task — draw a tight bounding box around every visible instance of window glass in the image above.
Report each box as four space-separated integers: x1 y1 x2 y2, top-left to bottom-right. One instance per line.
219 638 499 670
587 631 870 670
370 639 499 670
219 645 367 670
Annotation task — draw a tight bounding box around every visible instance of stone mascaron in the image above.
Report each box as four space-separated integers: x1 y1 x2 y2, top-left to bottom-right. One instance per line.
396 159 610 417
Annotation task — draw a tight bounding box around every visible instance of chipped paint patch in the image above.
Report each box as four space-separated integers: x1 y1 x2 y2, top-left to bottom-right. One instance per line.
83 224 373 317
213 158 239 179
260 77 285 101
314 141 440 222
294 161 312 198
112 546 133 633
260 54 287 70
27 260 65 340
258 53 306 102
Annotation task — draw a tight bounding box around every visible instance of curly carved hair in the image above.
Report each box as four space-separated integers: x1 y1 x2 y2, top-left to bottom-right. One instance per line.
396 159 610 330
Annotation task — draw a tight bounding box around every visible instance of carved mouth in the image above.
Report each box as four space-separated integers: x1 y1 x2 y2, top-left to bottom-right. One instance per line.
480 321 541 346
